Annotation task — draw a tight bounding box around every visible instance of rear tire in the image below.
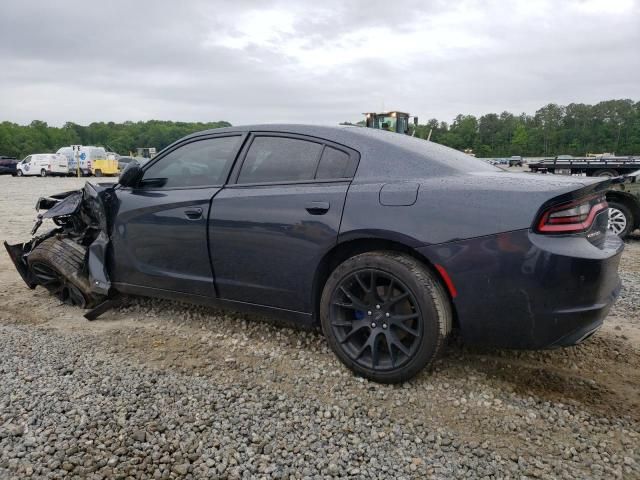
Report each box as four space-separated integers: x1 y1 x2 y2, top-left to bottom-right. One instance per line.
607 201 634 238
593 169 619 178
320 251 452 383
27 237 105 308
95 169 102 177
40 169 47 177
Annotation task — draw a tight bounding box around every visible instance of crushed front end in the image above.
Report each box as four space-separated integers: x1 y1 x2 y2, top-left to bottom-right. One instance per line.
4 182 115 302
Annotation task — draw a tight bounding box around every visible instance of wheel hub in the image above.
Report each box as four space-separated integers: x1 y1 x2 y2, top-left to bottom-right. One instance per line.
608 207 627 235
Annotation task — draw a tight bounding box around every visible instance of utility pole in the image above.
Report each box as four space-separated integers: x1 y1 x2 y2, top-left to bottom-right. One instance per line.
72 145 81 177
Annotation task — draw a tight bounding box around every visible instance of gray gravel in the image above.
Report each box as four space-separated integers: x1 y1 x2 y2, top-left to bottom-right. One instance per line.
1 176 639 479
1 309 639 479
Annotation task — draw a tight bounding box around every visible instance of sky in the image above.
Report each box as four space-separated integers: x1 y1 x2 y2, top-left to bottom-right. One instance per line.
0 0 639 127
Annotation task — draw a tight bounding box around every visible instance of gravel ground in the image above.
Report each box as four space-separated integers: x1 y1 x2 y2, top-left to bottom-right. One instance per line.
1 176 639 479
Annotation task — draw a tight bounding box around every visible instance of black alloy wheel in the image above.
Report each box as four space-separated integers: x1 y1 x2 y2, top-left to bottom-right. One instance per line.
321 252 451 383
329 269 422 371
30 261 88 307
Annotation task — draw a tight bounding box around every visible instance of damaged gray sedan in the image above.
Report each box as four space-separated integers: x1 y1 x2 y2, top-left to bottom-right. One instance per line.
4 125 623 383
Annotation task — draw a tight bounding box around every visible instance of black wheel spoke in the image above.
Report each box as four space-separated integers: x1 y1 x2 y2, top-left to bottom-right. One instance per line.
339 322 369 344
388 333 411 357
370 271 379 301
386 291 409 307
390 313 419 322
331 320 355 327
67 286 86 307
354 273 369 293
332 301 362 311
338 286 368 311
384 279 395 301
354 341 370 360
370 333 380 367
384 333 397 368
392 321 419 338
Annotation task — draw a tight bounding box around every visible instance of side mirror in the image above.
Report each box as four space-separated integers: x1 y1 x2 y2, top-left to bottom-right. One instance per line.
118 162 144 187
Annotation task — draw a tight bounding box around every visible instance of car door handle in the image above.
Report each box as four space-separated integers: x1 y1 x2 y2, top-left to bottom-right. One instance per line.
184 207 203 219
305 201 330 215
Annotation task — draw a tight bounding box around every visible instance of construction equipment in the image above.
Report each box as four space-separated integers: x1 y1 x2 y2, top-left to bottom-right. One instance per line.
364 111 418 135
136 147 157 159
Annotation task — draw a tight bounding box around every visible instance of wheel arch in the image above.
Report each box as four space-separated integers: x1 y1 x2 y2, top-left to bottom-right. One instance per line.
311 232 458 327
606 191 640 228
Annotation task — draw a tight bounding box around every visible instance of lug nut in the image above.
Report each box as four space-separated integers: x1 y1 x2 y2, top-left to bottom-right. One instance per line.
385 312 390 318
367 310 372 316
382 324 387 329
371 322 377 328
376 304 381 309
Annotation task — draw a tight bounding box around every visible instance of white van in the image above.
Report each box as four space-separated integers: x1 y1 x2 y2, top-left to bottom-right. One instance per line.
16 154 69 177
56 146 107 175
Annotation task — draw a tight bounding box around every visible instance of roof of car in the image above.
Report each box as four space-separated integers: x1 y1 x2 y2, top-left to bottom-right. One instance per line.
182 124 498 179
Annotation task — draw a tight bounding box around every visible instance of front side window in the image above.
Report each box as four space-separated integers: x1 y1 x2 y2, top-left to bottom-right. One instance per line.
237 136 322 184
142 136 240 188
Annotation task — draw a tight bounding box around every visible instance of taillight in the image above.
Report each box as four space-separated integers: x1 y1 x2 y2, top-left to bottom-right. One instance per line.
537 195 607 234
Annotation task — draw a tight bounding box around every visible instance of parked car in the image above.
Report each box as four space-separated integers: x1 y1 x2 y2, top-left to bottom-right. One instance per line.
508 156 523 167
606 169 640 238
16 154 69 177
117 156 137 171
4 125 623 383
0 156 19 175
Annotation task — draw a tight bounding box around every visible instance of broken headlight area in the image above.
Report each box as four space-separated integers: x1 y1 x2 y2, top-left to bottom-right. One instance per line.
4 182 114 299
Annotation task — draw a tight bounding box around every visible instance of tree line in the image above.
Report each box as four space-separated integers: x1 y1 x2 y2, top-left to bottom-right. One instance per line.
411 99 640 157
0 120 231 159
1 99 639 159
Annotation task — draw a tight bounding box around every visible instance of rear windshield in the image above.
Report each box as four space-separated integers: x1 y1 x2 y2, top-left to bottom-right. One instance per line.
377 131 499 173
349 127 500 177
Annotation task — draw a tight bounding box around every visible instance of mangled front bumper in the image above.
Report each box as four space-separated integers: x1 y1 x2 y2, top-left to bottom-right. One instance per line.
4 240 37 289
4 182 114 296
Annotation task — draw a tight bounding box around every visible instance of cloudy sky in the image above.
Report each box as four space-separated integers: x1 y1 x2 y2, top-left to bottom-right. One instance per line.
1 0 639 126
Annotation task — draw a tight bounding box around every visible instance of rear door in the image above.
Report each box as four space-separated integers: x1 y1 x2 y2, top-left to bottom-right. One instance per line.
209 133 359 312
110 134 245 297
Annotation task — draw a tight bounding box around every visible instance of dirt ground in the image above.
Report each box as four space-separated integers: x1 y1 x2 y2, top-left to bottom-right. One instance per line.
1 175 639 478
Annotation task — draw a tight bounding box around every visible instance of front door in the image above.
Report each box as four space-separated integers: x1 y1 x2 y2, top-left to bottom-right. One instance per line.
209 134 359 312
110 134 244 297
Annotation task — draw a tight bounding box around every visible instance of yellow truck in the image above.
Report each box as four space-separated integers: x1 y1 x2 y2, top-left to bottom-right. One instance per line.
91 153 119 177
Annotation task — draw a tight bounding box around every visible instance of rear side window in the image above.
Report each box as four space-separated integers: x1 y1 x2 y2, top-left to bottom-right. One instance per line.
316 146 352 179
237 137 322 184
142 136 240 188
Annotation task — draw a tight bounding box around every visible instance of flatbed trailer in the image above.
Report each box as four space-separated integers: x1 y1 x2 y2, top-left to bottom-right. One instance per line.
528 156 640 177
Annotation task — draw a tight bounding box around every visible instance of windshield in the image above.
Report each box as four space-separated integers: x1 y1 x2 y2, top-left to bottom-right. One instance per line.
374 115 397 132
